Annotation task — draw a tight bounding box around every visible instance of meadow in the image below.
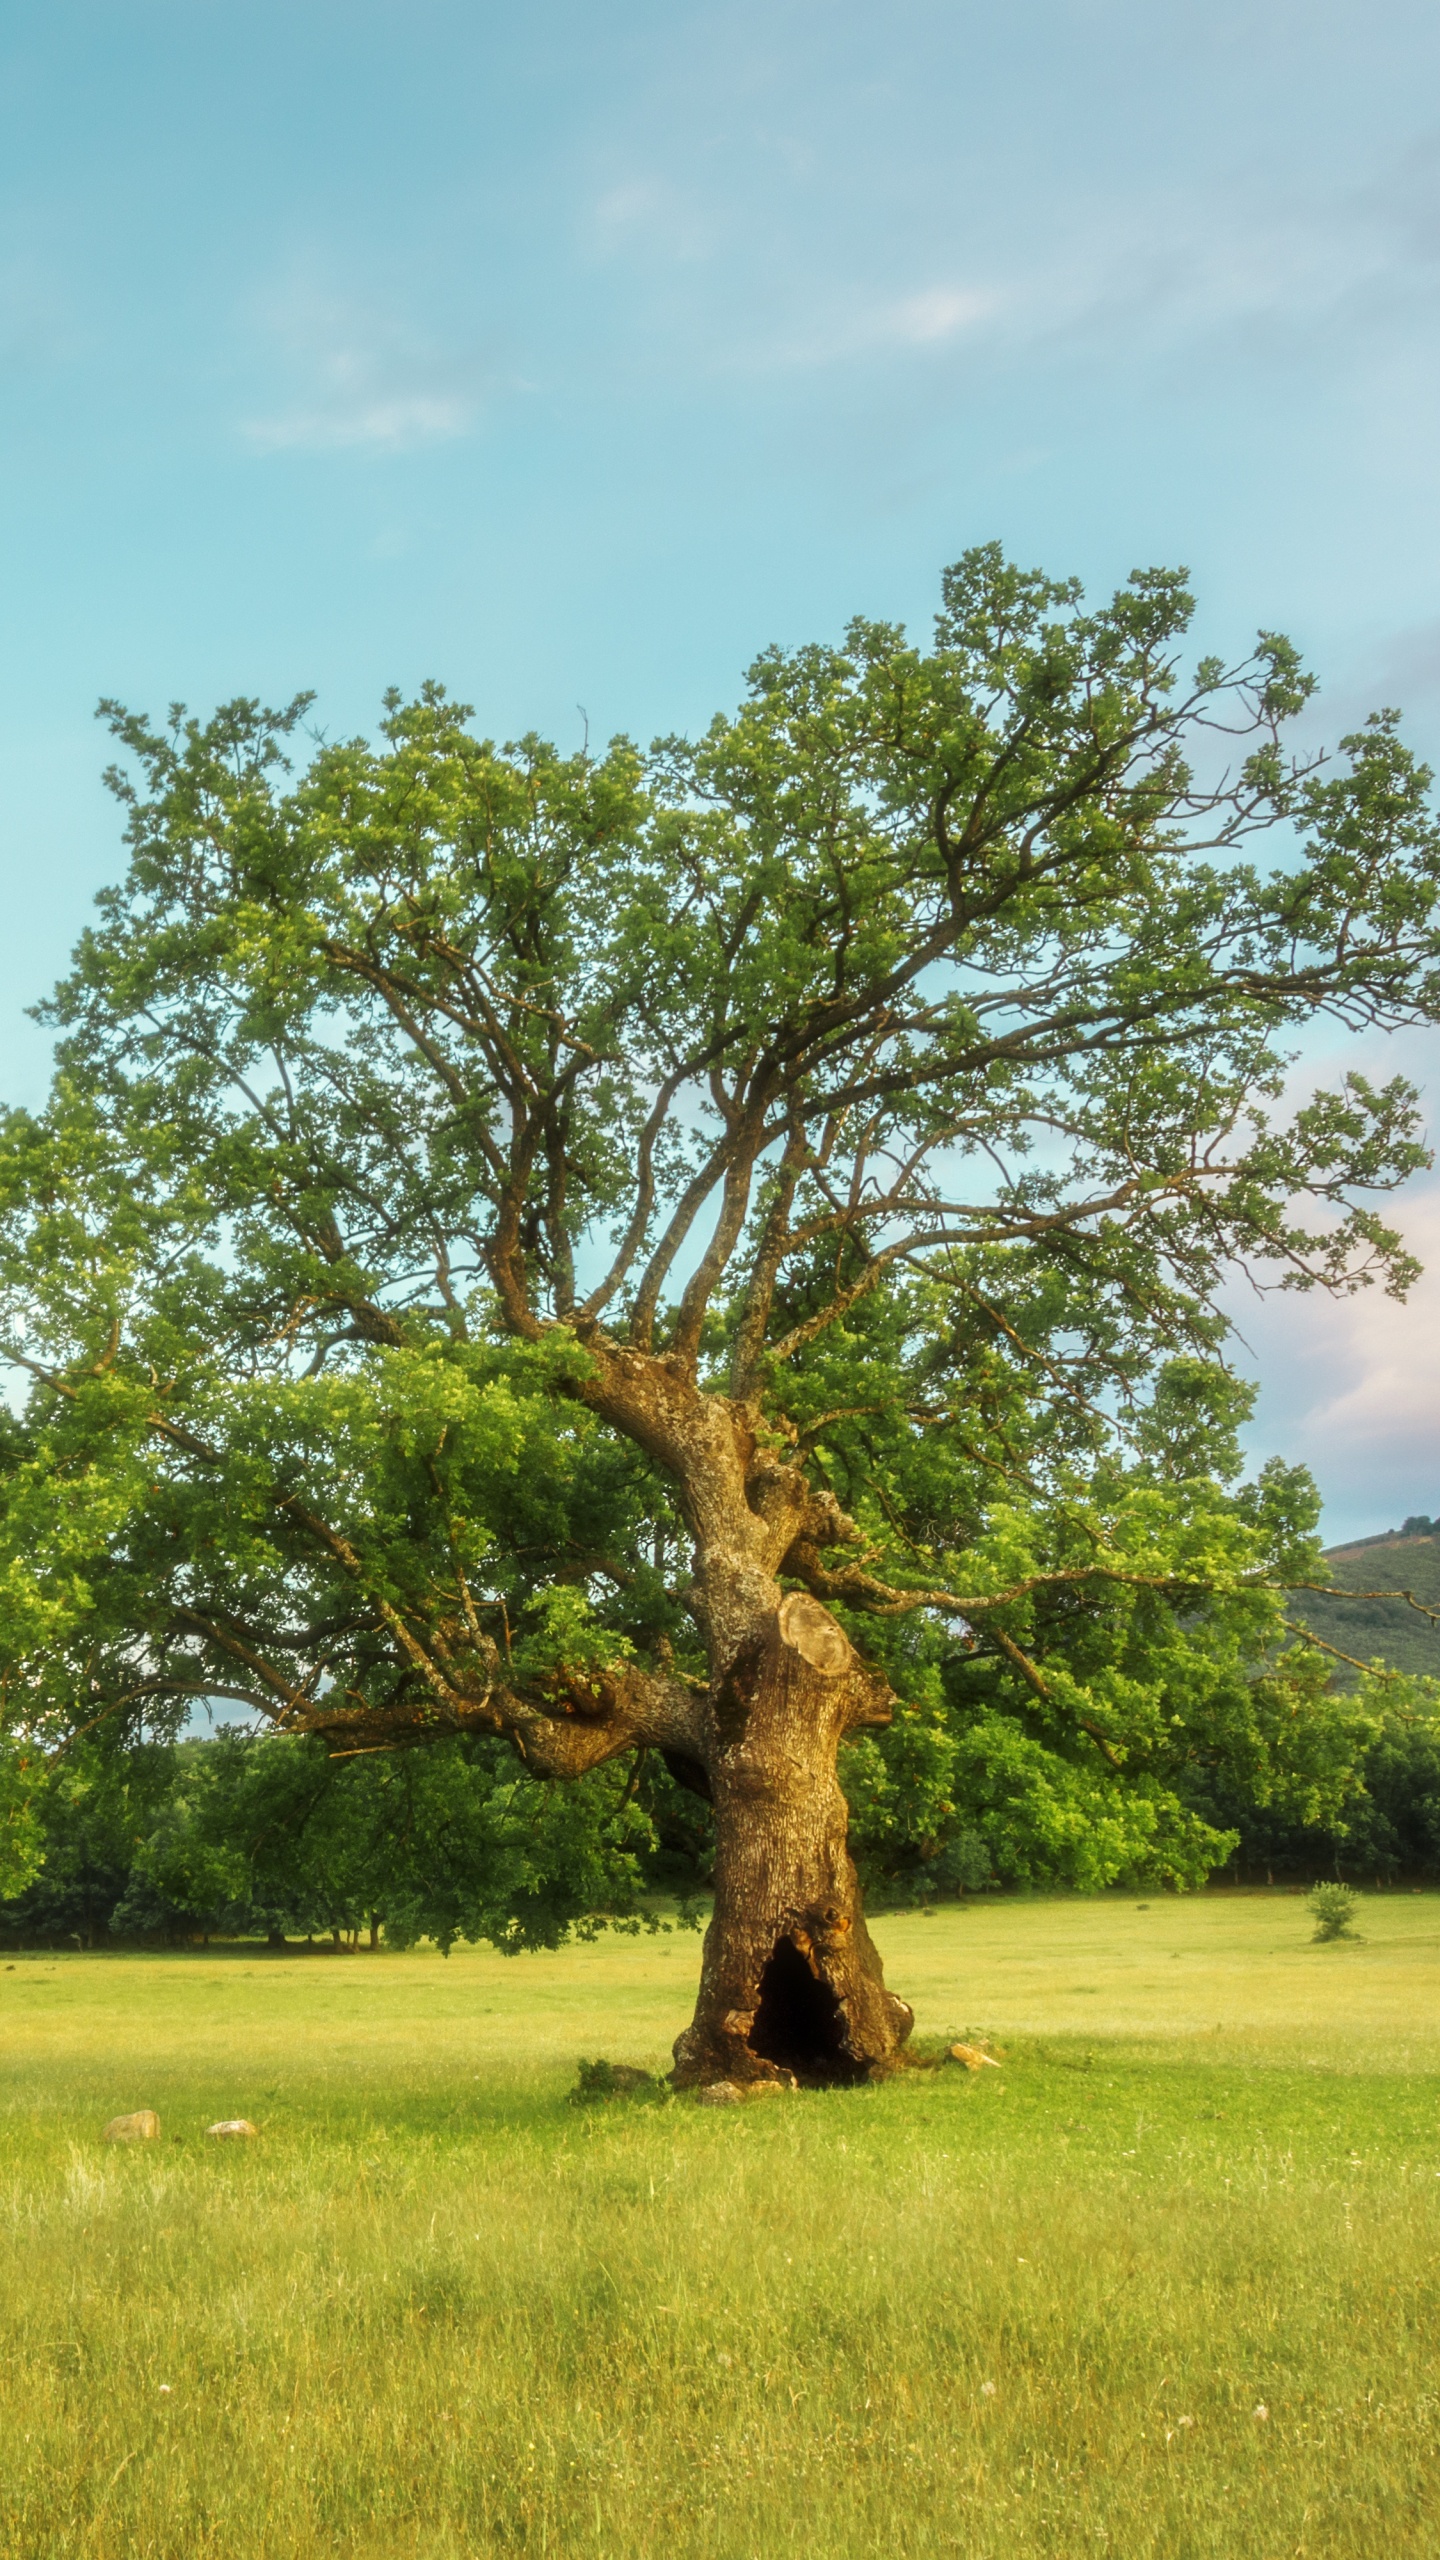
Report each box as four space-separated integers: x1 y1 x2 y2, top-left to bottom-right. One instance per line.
3 1891 1439 2559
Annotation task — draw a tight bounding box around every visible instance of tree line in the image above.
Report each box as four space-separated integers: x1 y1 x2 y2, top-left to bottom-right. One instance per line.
8 1639 1440 1953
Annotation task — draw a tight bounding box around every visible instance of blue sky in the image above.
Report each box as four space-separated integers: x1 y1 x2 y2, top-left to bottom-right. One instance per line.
3 0 1440 1538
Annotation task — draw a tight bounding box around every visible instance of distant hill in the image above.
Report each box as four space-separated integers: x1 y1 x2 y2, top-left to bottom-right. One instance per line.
1289 1531 1440 1683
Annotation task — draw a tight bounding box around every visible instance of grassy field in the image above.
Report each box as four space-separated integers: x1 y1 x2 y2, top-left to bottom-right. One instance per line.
3 1892 1440 2559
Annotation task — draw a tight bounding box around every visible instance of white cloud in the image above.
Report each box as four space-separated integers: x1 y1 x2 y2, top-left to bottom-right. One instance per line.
238 273 489 457
746 279 1000 372
993 145 1440 379
245 390 474 457
592 179 669 239
1236 1175 1440 1535
720 144 1440 391
586 175 717 264
570 107 1440 411
888 287 996 345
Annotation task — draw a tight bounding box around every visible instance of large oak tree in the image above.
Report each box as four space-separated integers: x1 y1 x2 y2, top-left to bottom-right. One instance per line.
3 548 1438 2081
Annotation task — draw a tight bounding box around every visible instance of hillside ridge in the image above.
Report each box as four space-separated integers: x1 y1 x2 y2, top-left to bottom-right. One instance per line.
1291 1526 1440 1682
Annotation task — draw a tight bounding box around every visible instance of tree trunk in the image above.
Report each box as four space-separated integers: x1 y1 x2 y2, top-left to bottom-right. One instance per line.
309 1353 917 2088
670 1592 913 2088
557 1358 915 2086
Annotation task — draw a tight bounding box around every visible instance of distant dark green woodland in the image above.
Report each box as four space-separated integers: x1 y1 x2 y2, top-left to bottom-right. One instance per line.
1186 1527 1440 1885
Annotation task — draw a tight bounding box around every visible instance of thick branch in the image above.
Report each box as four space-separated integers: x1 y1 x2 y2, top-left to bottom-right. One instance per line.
304 1650 705 1770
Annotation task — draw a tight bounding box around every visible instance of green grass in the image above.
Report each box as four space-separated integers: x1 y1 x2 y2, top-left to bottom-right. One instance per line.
4 1892 1440 2557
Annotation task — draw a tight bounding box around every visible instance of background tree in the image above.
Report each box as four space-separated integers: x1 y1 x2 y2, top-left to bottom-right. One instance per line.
1 1726 669 1951
2 546 1439 2083
102 1728 658 1950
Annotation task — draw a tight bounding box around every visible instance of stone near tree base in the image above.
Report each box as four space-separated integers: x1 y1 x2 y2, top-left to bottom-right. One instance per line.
694 2076 793 2106
206 2119 257 2139
103 2110 160 2142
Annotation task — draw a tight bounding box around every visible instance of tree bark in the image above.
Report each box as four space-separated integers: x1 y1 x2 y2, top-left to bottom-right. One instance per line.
670 1591 913 2087
555 1357 916 2083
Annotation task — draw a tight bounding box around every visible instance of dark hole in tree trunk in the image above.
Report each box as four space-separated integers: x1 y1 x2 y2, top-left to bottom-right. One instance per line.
750 1935 866 2085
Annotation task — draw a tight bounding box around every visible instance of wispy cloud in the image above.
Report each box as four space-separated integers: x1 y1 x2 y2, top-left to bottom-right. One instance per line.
1237 1170 1440 1535
580 128 1440 402
586 175 720 266
239 272 491 456
1017 140 1440 382
1024 175 1440 367
885 286 996 345
734 278 1001 373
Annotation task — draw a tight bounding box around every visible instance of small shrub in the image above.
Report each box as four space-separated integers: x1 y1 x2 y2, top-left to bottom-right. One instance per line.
1308 1882 1361 1942
570 2058 662 2103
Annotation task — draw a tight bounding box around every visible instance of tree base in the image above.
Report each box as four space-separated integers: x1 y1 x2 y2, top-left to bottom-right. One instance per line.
670 1913 914 2091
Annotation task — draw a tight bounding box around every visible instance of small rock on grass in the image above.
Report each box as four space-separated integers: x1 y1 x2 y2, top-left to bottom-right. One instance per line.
103 2110 160 2142
695 2078 789 2106
206 2119 258 2139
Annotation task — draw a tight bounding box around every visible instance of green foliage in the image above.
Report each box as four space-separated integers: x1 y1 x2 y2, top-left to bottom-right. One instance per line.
0 1736 175 1942
1341 1692 1440 1876
1307 1881 1361 1942
0 1735 44 1901
2 545 1439 1933
1194 1670 1440 1884
1 1721 675 1954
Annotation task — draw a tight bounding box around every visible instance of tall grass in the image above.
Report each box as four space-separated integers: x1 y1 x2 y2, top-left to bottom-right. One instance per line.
3 1894 1439 2557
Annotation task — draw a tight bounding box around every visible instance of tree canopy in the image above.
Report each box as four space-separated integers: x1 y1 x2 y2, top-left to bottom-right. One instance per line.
3 544 1439 1962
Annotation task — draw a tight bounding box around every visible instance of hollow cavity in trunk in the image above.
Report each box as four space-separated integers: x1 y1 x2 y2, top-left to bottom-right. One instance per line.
750 1934 867 2085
